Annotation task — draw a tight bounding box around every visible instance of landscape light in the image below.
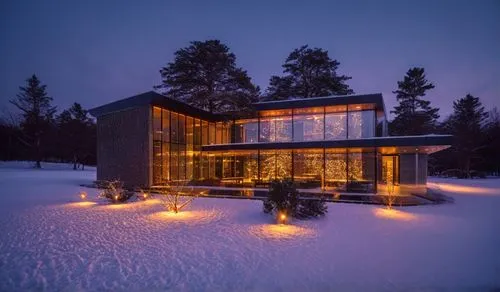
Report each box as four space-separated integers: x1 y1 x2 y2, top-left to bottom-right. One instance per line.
80 191 87 200
278 212 287 224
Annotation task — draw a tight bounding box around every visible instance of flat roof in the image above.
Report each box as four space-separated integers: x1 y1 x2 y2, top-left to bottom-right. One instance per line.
254 93 385 112
89 91 388 121
202 135 452 154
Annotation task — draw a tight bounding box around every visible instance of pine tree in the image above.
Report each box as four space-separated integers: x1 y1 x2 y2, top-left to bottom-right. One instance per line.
264 45 353 100
483 107 500 174
156 40 260 113
57 103 95 170
390 67 439 135
9 75 56 168
446 94 488 178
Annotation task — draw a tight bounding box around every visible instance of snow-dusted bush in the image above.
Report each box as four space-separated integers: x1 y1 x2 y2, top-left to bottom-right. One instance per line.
263 179 327 221
98 180 135 203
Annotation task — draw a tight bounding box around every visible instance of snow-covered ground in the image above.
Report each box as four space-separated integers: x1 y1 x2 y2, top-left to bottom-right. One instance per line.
0 163 499 291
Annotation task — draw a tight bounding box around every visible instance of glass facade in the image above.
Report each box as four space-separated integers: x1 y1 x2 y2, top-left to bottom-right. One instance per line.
293 149 323 187
152 104 380 192
259 150 292 182
235 119 258 143
153 107 202 185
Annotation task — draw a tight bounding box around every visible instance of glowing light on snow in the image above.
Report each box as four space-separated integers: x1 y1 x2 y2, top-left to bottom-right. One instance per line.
149 210 221 224
65 201 97 208
250 224 315 240
428 183 498 196
102 203 136 210
142 198 162 205
150 211 198 221
373 208 417 221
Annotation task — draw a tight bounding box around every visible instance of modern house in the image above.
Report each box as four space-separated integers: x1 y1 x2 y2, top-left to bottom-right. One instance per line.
89 91 451 196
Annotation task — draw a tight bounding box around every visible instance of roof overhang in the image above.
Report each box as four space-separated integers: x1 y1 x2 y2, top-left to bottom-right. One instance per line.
202 135 452 154
254 93 385 111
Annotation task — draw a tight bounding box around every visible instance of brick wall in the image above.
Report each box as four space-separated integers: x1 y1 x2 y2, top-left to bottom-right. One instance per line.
96 106 151 188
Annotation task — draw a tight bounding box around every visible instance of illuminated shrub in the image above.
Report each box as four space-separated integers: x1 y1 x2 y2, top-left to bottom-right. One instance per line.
263 179 328 220
98 180 135 203
159 181 197 213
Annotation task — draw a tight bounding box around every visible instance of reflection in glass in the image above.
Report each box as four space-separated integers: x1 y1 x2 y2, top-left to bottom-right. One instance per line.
235 119 258 143
325 112 346 140
293 114 324 141
260 117 292 142
170 113 178 143
348 110 375 139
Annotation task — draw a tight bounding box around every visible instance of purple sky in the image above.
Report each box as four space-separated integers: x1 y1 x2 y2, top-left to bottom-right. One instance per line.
1 0 499 119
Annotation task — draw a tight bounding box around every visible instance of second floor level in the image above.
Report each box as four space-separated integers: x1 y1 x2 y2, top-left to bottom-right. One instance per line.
91 91 388 147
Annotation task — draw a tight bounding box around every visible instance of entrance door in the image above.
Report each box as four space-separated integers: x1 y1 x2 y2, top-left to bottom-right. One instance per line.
381 155 399 193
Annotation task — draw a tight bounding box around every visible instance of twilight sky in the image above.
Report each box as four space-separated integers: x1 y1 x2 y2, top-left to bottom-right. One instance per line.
1 0 499 119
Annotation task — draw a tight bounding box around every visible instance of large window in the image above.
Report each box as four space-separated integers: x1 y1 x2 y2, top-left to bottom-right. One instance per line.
259 117 292 142
293 108 324 142
178 114 186 144
162 109 170 142
325 149 347 191
216 122 232 144
152 106 208 184
170 113 179 143
202 121 208 145
259 150 292 182
162 143 170 181
348 106 375 139
325 105 347 140
347 150 376 193
293 149 323 187
209 123 216 145
235 119 258 143
237 151 258 183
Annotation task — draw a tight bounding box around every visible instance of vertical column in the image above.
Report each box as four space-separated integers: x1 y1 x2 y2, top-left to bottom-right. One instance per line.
415 152 419 185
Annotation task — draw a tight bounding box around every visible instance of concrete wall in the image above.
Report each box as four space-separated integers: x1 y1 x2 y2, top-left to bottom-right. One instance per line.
96 106 151 188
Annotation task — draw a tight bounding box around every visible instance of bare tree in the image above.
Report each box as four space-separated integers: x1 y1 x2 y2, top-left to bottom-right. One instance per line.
158 181 197 213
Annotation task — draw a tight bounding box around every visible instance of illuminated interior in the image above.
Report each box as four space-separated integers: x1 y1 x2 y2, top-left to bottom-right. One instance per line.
151 100 448 194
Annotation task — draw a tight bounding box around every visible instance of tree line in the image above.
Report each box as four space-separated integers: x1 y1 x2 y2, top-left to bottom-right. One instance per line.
1 75 96 169
1 39 499 177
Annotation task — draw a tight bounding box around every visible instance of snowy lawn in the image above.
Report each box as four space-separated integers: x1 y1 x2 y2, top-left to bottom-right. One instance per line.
0 164 499 291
